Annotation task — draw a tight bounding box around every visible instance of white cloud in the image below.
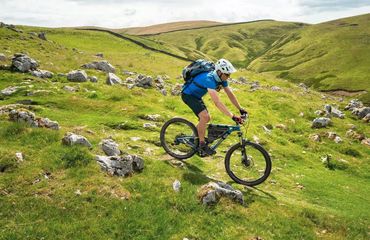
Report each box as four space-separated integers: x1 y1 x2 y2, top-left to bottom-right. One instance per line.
0 0 369 28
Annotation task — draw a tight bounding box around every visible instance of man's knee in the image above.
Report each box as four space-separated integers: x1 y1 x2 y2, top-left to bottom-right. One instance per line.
199 111 211 123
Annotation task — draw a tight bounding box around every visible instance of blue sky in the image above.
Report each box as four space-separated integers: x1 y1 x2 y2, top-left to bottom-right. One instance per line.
1 0 369 28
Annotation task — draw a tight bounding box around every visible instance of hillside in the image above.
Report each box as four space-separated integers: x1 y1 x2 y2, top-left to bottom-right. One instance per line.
115 20 223 35
0 22 370 239
248 14 370 103
143 20 307 66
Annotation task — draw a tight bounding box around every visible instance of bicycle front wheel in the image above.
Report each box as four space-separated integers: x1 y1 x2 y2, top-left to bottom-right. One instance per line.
160 118 199 160
225 142 271 186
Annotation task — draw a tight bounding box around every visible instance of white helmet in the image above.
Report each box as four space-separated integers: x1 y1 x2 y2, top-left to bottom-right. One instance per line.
215 59 236 74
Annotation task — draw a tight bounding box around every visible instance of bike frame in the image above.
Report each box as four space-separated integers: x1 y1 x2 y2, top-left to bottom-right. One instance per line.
208 124 244 151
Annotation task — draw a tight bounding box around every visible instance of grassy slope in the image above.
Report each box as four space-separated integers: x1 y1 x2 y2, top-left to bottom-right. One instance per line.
248 14 370 103
144 20 306 66
0 25 369 239
115 20 223 35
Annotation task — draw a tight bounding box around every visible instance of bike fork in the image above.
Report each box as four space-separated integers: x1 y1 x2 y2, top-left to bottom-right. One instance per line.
238 132 250 167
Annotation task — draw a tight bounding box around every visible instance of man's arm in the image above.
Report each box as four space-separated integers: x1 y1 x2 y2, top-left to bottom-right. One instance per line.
224 86 242 110
208 89 233 118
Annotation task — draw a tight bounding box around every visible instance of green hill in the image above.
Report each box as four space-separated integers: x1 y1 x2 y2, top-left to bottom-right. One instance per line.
0 21 369 239
249 14 370 103
144 20 307 65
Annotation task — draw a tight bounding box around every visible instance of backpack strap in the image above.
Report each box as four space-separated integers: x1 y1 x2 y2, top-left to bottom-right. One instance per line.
181 77 207 93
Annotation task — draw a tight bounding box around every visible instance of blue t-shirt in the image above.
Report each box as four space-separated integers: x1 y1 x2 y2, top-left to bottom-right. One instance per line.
183 71 228 99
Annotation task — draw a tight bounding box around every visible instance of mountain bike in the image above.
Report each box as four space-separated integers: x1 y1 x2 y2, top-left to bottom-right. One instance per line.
160 114 272 186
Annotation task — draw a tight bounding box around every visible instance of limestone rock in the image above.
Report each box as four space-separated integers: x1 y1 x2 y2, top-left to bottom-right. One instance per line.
96 154 144 176
312 117 331 128
62 132 92 148
11 53 39 72
0 53 6 61
100 139 120 156
198 182 244 206
31 69 54 78
171 84 182 96
82 60 115 73
1 86 19 96
67 70 88 82
106 73 122 85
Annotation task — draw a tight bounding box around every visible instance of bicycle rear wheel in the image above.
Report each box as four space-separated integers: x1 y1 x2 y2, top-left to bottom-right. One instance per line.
225 141 271 186
160 118 199 160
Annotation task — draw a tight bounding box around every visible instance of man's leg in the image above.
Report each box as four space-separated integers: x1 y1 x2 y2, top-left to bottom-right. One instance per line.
197 110 211 143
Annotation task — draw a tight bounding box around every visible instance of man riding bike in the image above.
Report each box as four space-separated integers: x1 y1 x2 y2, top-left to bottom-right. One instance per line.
181 59 248 157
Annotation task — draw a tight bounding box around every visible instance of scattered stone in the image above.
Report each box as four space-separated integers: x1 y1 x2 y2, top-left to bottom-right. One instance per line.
312 117 331 128
352 107 370 119
63 85 77 92
344 99 363 111
143 114 162 122
15 152 24 162
250 81 260 91
361 138 370 146
100 139 120 156
271 86 281 91
198 181 244 206
309 134 321 142
173 180 181 192
327 132 337 140
136 74 153 88
262 125 272 134
11 53 39 72
171 84 182 96
67 70 88 82
143 123 157 128
82 60 115 73
169 159 185 168
363 113 370 123
30 69 54 78
89 76 98 83
324 104 345 119
38 32 47 40
1 86 19 96
314 110 325 116
62 132 92 148
130 137 141 142
345 129 365 141
334 136 343 143
106 73 122 85
299 83 308 90
8 109 60 130
122 70 136 76
0 53 6 61
299 112 304 117
160 89 167 96
275 124 287 131
96 154 144 176
95 53 104 58
238 76 248 83
252 135 260 144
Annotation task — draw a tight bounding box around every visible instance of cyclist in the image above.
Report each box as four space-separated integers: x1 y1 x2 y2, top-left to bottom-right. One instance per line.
181 59 248 156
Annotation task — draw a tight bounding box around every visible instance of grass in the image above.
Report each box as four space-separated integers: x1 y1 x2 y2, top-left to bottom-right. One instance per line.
0 20 369 239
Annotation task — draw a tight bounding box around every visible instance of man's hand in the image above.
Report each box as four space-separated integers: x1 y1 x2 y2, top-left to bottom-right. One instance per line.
239 108 248 116
232 115 244 124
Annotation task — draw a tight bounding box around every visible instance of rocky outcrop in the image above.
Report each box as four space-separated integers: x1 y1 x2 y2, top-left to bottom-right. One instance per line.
82 60 115 73
62 132 92 148
312 117 331 128
9 109 60 130
11 54 39 72
171 84 182 96
106 73 122 85
67 70 88 82
198 182 244 206
30 69 54 78
96 154 144 176
1 86 19 96
100 139 120 156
